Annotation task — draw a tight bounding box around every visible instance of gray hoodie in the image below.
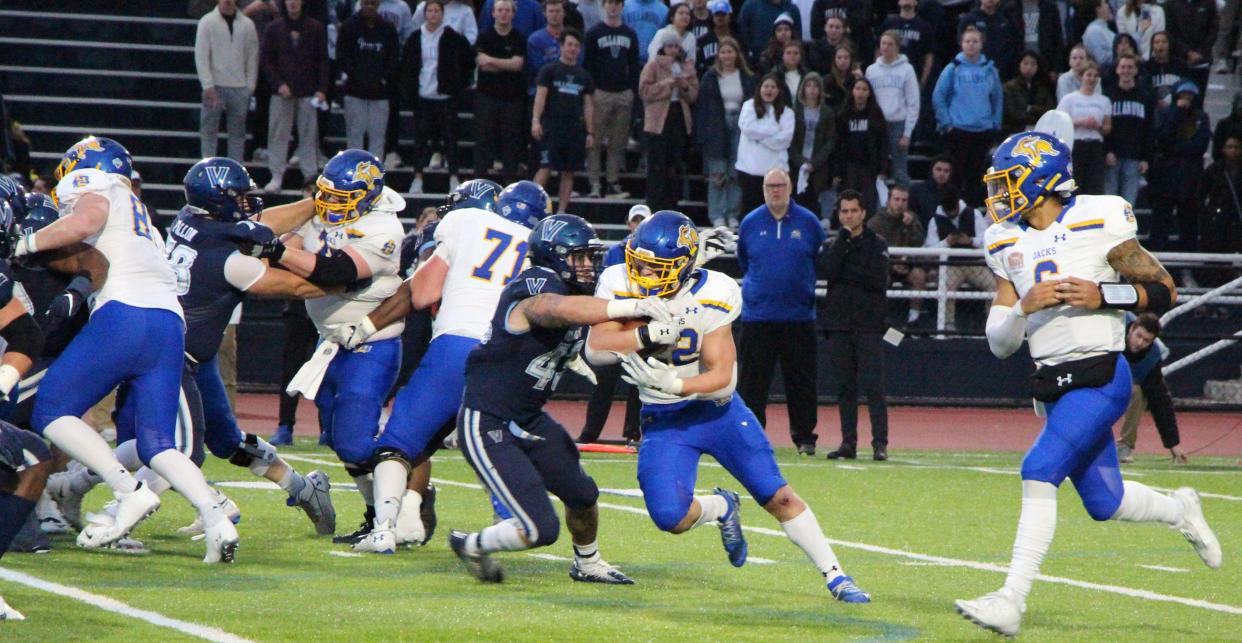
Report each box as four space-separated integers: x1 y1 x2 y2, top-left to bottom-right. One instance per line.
865 54 920 137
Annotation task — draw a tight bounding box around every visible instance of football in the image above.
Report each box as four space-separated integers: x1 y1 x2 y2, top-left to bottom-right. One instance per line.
617 318 664 358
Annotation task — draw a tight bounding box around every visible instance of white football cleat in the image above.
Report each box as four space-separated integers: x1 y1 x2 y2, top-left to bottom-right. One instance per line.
570 558 635 584
202 512 239 564
46 467 89 530
76 483 159 548
353 522 396 554
0 595 24 621
955 588 1024 637
1172 487 1222 569
180 493 241 536
393 490 425 545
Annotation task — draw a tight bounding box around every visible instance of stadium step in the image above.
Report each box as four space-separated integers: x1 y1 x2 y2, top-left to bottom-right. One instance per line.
0 34 194 74
0 2 193 20
0 9 197 47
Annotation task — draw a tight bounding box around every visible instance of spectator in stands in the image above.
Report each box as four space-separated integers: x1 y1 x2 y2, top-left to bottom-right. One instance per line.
338 0 399 160
1105 53 1154 205
195 0 260 162
1150 80 1210 250
867 31 919 186
924 185 992 331
584 0 640 199
933 25 1002 206
695 0 734 76
737 73 795 214
806 16 849 76
910 155 953 224
818 189 890 461
1211 91 1242 161
575 0 605 33
773 41 808 102
758 13 796 72
649 3 698 67
1058 60 1112 194
823 44 862 108
533 29 595 212
1214 0 1240 73
834 77 888 213
736 168 825 455
1146 31 1190 109
697 37 754 227
413 0 479 43
1005 0 1063 77
1202 135 1242 263
957 0 1018 78
528 0 580 89
474 0 528 185
1082 0 1116 68
402 0 474 194
480 0 545 36
811 0 872 64
1003 51 1055 135
881 0 936 91
623 0 668 63
374 0 416 170
1165 0 1217 98
1117 0 1165 60
640 30 700 212
1101 34 1142 91
1115 313 1187 464
689 0 714 41
790 73 835 215
260 0 329 193
1056 44 1089 101
738 0 801 63
867 184 927 326
31 175 52 197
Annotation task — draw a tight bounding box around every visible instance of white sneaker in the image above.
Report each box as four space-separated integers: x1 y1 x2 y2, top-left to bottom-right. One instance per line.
46 467 89 530
0 595 25 621
384 152 403 169
76 483 160 548
263 177 283 193
353 522 396 554
955 587 1024 637
252 147 270 163
906 309 921 325
409 177 424 195
203 512 239 563
448 175 460 192
430 152 443 169
179 493 241 536
1173 487 1222 569
394 490 425 545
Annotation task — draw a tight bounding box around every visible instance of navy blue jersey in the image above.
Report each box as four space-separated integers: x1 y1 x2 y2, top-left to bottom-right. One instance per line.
166 209 253 363
0 259 16 310
462 266 585 421
13 263 89 357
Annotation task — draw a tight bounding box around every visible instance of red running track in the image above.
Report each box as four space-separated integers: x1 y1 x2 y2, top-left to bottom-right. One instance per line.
233 395 1242 458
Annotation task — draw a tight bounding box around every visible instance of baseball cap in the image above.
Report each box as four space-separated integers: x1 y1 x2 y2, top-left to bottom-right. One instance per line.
773 12 793 26
709 0 731 13
628 204 652 224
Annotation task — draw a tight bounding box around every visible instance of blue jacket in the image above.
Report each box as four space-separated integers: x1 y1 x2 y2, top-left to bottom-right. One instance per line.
737 203 825 322
604 235 630 267
932 52 1003 133
622 0 668 63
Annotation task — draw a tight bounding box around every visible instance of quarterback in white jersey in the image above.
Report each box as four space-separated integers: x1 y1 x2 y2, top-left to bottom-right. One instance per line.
955 131 1220 637
14 136 238 562
586 210 872 603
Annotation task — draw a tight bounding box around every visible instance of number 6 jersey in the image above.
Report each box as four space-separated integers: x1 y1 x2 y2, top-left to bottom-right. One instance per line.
430 207 533 341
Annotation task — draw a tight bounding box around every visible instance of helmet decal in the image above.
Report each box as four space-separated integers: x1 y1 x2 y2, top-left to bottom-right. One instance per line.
353 161 382 191
1011 135 1060 168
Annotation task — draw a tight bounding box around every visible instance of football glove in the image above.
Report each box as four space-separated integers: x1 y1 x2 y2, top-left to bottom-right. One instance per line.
694 226 737 268
46 275 92 325
327 317 377 350
606 296 675 324
228 221 286 262
637 315 686 350
620 353 683 395
565 354 597 385
11 230 38 259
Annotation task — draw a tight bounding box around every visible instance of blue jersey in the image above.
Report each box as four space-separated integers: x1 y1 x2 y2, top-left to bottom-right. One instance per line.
165 209 257 363
462 267 585 421
0 258 18 310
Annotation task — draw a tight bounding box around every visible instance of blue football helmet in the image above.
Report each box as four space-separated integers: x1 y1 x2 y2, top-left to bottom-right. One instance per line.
54 136 132 183
184 157 263 222
316 150 385 226
0 176 27 221
19 195 59 237
496 180 551 228
25 192 54 213
984 131 1076 223
444 178 501 213
528 214 605 294
624 210 700 297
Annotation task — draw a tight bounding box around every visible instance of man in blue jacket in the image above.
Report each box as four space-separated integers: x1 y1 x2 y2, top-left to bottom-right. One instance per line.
736 169 825 455
622 0 668 64
932 25 1002 205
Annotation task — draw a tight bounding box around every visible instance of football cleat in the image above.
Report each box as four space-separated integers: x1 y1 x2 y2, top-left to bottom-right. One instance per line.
1172 487 1222 569
419 485 437 545
289 470 336 536
570 558 635 585
36 489 70 533
0 595 24 621
714 487 747 568
46 467 89 530
827 575 872 603
449 530 503 583
202 512 239 563
107 538 149 555
76 482 159 549
333 509 374 545
179 493 242 536
955 588 1024 637
353 522 396 554
394 490 425 545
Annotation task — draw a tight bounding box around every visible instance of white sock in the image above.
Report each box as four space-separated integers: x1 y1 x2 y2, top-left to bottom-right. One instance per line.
1002 480 1058 604
149 450 223 522
690 494 728 529
134 467 171 495
372 461 407 526
780 508 845 583
476 518 529 553
275 467 306 499
43 417 137 493
1110 481 1184 524
114 440 142 471
573 540 600 563
353 474 374 506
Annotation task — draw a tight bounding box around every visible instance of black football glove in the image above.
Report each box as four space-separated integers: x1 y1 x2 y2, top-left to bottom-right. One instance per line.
228 221 286 262
46 275 92 326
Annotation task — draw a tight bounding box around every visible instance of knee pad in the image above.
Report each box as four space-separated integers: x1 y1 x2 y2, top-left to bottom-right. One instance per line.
648 499 691 533
527 512 561 548
228 433 279 476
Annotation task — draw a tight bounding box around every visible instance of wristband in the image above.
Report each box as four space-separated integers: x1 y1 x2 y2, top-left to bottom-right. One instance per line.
606 299 636 320
0 364 20 396
1098 282 1139 309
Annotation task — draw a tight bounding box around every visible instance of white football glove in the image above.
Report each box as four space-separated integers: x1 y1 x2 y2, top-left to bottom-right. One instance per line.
638 315 687 350
606 296 674 324
565 354 598 385
620 353 683 395
694 226 737 268
328 317 377 350
12 232 38 258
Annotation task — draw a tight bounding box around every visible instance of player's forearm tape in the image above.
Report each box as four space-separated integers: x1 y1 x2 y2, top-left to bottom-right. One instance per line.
985 305 1026 359
0 364 20 396
0 314 43 361
306 250 359 288
606 299 638 320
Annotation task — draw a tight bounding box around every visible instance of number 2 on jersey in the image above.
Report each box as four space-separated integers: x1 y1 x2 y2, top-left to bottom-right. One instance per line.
471 228 529 284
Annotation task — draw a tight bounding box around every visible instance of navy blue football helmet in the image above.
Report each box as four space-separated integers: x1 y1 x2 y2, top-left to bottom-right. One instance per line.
496 180 551 228
19 194 59 236
625 210 700 297
316 149 385 226
444 178 501 213
0 176 27 221
184 157 263 222
528 214 605 294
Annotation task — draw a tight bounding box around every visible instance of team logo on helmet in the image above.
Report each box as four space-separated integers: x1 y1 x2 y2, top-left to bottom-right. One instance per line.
539 219 569 242
74 138 106 156
676 224 699 254
1012 135 1059 168
353 161 382 191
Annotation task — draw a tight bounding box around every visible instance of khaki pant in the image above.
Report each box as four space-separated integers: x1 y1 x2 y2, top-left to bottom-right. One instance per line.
1116 384 1146 449
945 265 995 328
219 324 238 409
587 89 632 188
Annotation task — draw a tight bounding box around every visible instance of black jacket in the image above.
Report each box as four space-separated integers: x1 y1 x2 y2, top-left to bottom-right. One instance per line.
1003 0 1064 72
816 227 889 332
694 68 756 160
337 15 399 99
400 26 476 103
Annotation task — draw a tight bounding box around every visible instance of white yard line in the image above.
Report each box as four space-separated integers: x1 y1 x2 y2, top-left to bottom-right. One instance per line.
1138 565 1190 573
328 551 364 558
0 568 252 642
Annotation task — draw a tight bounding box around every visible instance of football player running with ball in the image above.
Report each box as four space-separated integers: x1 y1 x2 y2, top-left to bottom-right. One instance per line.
586 210 871 603
955 131 1221 636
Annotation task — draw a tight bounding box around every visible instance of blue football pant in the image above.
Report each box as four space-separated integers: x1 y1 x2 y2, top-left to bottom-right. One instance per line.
315 338 401 466
375 334 477 461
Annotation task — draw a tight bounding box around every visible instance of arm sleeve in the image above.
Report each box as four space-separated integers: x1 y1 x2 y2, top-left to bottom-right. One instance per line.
1141 366 1181 448
431 212 457 264
224 251 269 291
